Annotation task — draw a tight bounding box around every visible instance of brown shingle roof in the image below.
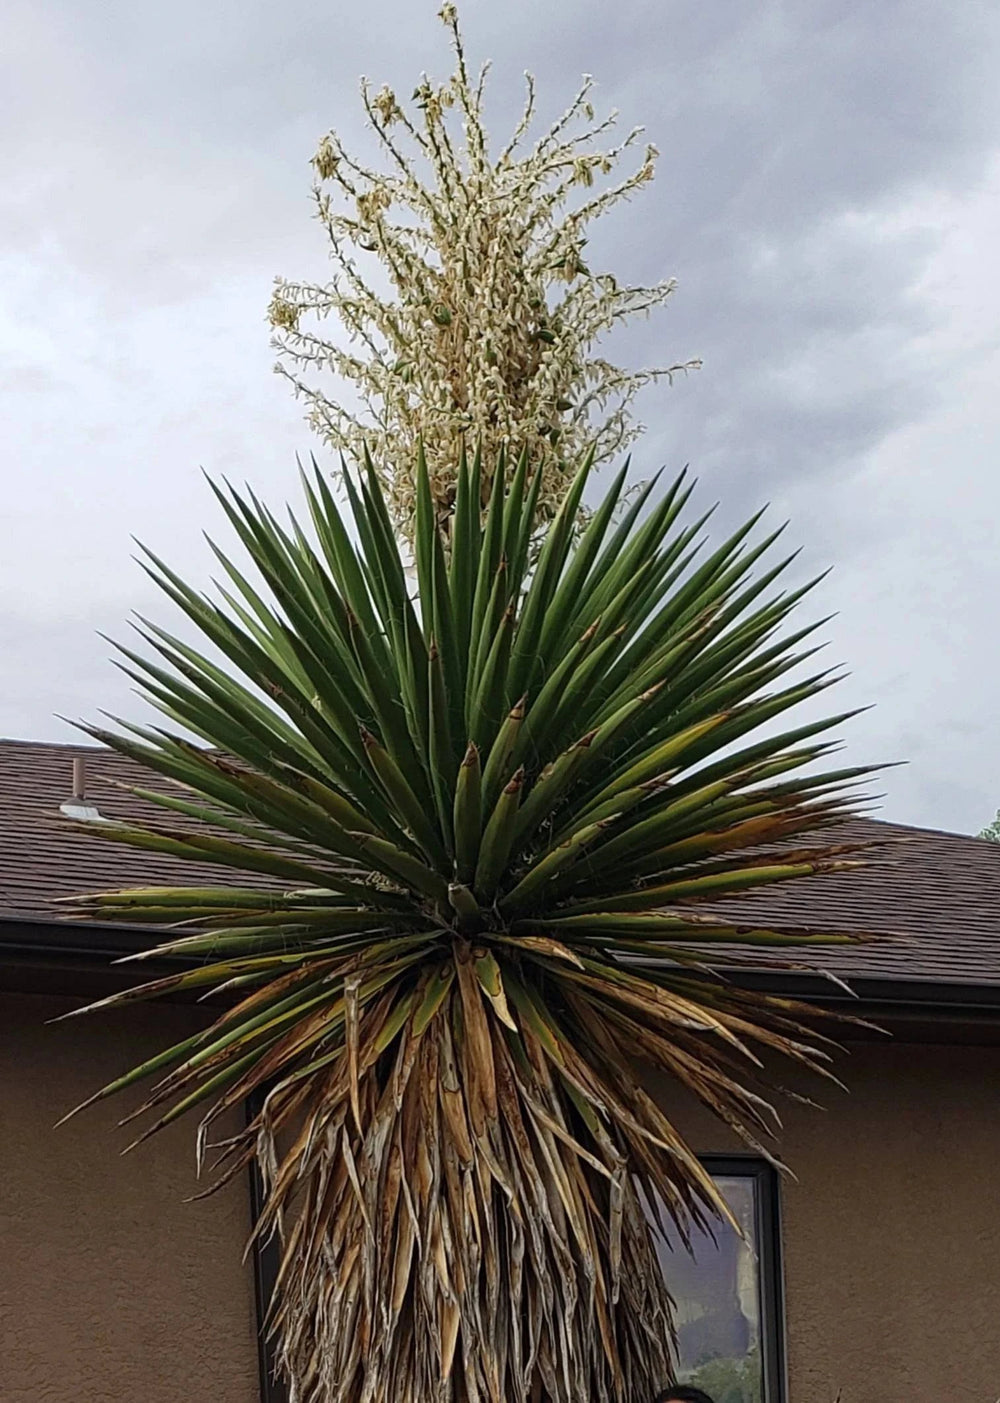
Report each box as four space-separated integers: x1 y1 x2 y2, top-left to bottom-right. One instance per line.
2 738 999 988
0 737 278 916
699 821 1000 987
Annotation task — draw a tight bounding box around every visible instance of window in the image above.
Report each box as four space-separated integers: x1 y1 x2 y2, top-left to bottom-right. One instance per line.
648 1156 785 1403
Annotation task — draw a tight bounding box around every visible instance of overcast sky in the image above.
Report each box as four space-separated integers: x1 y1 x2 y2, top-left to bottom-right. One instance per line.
3 0 1000 834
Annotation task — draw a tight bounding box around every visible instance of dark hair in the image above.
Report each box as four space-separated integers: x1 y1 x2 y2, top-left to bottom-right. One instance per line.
655 1388 716 1403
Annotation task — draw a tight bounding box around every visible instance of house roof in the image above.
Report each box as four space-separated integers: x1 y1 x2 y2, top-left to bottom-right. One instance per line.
2 737 999 990
0 737 275 916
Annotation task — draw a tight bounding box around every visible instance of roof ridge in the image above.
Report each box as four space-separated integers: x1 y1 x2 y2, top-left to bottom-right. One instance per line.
0 737 101 752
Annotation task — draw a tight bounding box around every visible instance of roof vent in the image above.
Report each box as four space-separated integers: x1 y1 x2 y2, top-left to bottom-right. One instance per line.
59 756 107 823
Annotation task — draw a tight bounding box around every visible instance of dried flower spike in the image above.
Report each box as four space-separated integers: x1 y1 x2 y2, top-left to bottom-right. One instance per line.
269 4 698 537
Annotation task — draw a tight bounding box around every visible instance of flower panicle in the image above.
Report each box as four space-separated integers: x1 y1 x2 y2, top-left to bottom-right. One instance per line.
271 3 694 536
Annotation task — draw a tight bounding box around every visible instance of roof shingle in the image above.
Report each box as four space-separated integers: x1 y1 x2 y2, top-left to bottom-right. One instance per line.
2 738 999 987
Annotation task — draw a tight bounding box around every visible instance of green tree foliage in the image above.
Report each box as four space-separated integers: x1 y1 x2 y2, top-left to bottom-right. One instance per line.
688 1348 762 1403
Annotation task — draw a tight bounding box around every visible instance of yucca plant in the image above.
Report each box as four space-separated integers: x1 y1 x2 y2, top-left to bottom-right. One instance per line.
64 446 874 1403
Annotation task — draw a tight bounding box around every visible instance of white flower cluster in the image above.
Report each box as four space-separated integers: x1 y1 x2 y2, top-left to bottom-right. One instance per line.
269 4 697 537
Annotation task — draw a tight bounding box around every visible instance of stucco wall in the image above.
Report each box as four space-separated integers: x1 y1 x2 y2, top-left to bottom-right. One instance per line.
656 1038 1000 1403
0 991 259 1403
4 989 999 1403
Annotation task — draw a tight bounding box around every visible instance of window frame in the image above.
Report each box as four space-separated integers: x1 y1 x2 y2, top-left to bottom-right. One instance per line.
697 1153 788 1403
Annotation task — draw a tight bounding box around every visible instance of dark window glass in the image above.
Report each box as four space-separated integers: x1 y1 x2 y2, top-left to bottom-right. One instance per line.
647 1157 785 1403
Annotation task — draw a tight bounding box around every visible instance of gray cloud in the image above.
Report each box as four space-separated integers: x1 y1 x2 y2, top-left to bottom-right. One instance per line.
2 0 1000 833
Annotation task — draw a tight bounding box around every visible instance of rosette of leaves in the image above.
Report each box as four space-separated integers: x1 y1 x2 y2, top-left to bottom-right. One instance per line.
63 448 875 1403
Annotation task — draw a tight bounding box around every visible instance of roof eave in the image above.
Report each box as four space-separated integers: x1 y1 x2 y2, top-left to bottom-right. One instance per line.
5 916 1000 1030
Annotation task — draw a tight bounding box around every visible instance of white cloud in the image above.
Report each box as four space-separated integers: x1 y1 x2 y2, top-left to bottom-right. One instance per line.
773 162 1000 830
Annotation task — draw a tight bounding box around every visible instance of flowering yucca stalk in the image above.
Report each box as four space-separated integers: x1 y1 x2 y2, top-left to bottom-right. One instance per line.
63 447 878 1403
269 4 697 537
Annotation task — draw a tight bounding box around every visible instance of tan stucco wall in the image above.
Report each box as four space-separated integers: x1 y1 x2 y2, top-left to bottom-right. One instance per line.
4 989 999 1403
0 992 259 1403
656 1039 1000 1403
